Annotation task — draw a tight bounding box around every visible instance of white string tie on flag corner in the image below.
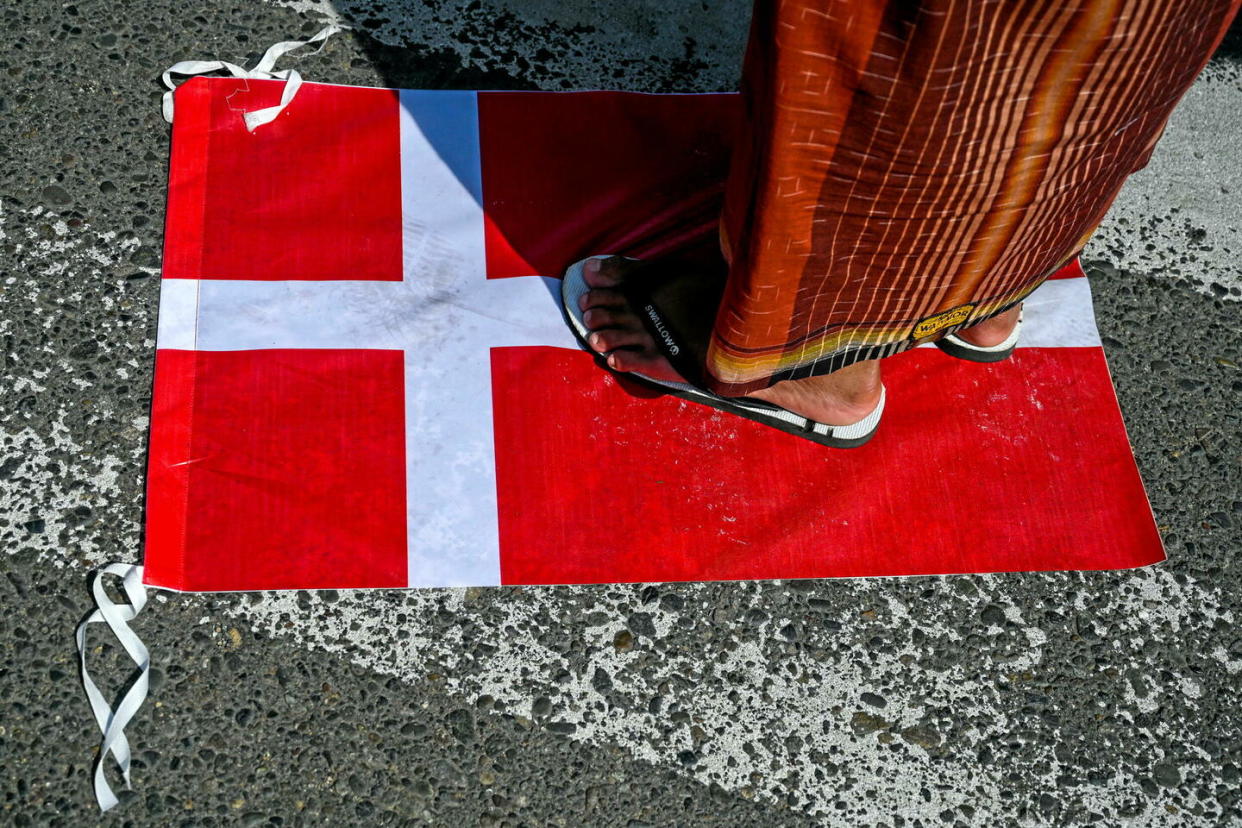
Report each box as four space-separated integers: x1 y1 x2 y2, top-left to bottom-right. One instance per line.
75 563 150 812
161 24 340 131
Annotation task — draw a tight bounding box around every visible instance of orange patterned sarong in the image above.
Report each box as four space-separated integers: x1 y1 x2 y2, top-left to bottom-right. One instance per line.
708 0 1240 394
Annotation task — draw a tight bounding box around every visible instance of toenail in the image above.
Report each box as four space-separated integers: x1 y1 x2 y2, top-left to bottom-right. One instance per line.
607 354 618 368
589 333 602 348
583 309 595 325
585 258 601 274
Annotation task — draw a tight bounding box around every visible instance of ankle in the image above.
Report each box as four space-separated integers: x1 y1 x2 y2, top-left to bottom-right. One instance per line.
955 306 1020 348
814 371 883 419
744 361 883 422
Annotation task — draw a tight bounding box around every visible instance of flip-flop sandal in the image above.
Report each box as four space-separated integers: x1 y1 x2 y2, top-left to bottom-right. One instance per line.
561 256 885 449
935 308 1023 363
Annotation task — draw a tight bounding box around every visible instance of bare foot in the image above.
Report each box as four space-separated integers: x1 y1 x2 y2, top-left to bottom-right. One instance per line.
954 304 1021 348
578 257 687 385
745 361 882 427
579 256 883 426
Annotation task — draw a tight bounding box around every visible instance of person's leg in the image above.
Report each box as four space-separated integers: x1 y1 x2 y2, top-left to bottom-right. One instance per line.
583 0 1241 409
709 0 1240 394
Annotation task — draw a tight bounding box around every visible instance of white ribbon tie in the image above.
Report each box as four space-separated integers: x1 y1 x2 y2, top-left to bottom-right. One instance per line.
75 563 150 812
162 25 340 131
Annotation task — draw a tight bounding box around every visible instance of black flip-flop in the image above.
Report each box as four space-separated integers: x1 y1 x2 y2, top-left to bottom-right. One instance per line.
935 309 1023 363
561 256 885 448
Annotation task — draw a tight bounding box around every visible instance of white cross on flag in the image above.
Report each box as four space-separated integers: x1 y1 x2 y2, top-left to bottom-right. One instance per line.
141 77 1163 592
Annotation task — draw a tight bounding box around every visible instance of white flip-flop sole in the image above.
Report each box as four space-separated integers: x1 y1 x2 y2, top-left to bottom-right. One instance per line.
561 256 885 448
936 309 1023 363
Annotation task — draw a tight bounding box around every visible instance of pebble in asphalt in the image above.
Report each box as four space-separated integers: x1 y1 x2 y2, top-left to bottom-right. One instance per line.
1 1 1240 824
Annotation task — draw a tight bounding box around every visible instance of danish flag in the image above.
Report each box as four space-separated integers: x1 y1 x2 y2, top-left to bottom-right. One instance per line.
142 77 1163 591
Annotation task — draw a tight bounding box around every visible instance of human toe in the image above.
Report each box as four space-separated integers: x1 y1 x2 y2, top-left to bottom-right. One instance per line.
582 256 626 288
587 328 646 354
583 307 637 331
579 288 626 312
605 349 664 374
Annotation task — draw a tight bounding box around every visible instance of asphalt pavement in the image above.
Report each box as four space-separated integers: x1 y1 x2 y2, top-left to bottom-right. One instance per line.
1 1 1240 824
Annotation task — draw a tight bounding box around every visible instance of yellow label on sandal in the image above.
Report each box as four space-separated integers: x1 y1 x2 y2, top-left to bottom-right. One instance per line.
912 304 975 340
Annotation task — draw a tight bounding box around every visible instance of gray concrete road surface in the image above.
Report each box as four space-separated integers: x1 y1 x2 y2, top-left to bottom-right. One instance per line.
1 1 1240 824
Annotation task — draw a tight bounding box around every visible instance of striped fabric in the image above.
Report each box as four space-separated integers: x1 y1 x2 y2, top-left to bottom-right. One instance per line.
710 0 1240 394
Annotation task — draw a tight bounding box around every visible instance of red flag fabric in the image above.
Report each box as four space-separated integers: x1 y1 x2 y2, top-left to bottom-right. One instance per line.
143 77 1163 591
